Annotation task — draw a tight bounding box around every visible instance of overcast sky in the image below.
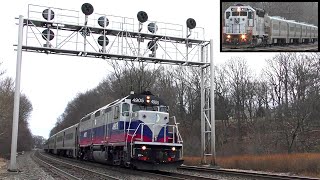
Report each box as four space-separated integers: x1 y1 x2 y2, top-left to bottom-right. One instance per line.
0 0 277 139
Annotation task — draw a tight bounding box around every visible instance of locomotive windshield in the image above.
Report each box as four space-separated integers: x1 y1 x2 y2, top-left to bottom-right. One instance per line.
232 11 247 16
132 104 158 112
132 104 169 112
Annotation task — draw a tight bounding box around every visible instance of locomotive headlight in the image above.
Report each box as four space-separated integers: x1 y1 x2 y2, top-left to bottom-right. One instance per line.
142 146 147 150
241 34 246 39
237 7 241 12
227 35 231 39
172 147 176 151
146 96 151 103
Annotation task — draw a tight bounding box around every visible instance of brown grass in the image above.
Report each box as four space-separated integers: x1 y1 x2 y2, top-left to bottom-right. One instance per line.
183 153 320 178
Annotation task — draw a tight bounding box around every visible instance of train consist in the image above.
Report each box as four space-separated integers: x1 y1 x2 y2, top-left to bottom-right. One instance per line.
222 4 318 47
44 91 184 170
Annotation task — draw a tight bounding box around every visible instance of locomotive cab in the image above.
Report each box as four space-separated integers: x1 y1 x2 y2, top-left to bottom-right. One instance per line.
223 4 267 46
125 91 184 170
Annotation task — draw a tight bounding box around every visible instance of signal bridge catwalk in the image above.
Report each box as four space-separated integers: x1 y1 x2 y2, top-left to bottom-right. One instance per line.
20 4 210 67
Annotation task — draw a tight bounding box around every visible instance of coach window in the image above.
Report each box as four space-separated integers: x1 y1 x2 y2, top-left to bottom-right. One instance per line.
122 103 130 116
248 12 252 19
226 12 230 19
114 106 120 119
290 27 294 32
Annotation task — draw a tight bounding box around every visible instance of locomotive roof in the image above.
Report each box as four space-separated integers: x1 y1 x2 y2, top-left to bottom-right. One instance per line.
126 91 167 106
80 91 166 121
226 5 255 12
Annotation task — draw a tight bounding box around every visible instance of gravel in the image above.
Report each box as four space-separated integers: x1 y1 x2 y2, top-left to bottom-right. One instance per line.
0 151 54 180
167 168 252 180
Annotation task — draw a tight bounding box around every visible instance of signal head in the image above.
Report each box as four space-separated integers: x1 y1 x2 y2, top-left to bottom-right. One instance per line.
147 41 158 51
41 29 54 41
137 11 148 23
42 9 55 20
186 18 196 29
98 16 109 27
97 36 109 46
147 22 158 33
81 3 94 15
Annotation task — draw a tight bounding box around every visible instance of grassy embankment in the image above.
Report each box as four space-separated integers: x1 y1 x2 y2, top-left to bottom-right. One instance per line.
183 153 320 178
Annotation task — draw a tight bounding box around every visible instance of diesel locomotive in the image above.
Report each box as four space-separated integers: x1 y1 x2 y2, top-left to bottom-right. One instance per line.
44 91 183 170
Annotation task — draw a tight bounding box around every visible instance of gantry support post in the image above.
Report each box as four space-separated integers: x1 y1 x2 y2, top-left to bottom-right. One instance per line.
8 15 24 172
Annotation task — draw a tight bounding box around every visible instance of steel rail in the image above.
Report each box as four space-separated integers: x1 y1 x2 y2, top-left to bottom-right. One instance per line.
32 152 81 180
179 165 320 180
37 151 121 180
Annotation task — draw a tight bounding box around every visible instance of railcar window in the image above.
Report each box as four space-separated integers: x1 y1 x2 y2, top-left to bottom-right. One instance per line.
248 12 252 19
226 12 230 19
57 136 63 142
160 106 169 112
104 108 111 113
296 27 301 32
114 106 119 119
65 133 73 140
290 27 294 32
232 12 238 16
95 111 100 117
273 24 279 30
83 115 91 121
122 103 130 116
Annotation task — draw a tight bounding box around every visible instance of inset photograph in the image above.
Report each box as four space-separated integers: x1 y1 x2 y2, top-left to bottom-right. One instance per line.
221 2 319 52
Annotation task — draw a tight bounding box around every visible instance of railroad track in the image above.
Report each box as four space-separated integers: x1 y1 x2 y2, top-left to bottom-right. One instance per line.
148 170 218 180
33 151 120 179
39 151 218 179
32 152 81 180
179 165 320 180
222 43 318 51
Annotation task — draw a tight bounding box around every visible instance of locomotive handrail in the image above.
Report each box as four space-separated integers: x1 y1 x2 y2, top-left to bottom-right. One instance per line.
128 122 183 144
170 116 183 143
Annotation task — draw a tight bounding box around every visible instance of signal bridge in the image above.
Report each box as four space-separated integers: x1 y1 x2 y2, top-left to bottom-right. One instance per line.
22 4 209 67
